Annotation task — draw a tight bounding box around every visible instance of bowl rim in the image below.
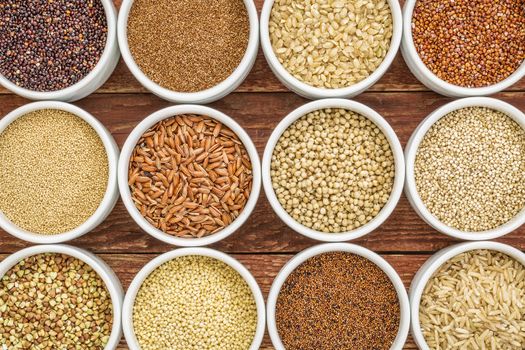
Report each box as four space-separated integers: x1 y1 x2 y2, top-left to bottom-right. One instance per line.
0 0 118 100
0 101 119 244
262 98 405 242
409 241 525 350
402 0 525 96
122 247 266 350
260 0 403 99
0 244 123 350
117 104 261 247
266 243 410 350
117 0 259 104
404 97 525 241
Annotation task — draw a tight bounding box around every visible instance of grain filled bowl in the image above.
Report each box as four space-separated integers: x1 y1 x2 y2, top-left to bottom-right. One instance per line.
262 99 404 242
410 241 525 349
0 101 119 244
117 0 259 104
0 0 120 102
122 247 265 350
405 97 525 241
401 0 525 97
0 244 123 349
267 243 410 350
260 0 402 100
118 105 261 247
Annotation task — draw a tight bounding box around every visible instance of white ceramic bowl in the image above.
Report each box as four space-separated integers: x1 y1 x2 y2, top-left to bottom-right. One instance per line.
262 99 405 242
410 241 525 350
0 244 123 350
0 101 119 244
122 247 266 350
405 97 525 241
260 0 402 100
117 0 259 104
118 105 261 247
401 0 525 97
0 0 120 102
267 243 410 350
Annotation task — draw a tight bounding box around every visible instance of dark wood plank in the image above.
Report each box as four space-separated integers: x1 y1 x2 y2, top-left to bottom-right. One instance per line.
1 92 525 254
0 0 522 95
0 253 426 349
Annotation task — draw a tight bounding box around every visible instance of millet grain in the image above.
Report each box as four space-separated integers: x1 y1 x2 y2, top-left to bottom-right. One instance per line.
127 0 249 93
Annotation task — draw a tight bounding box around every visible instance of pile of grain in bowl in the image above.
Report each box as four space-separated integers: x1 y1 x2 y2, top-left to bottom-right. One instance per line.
415 107 525 232
0 0 108 92
412 0 525 88
276 252 400 350
133 255 258 349
269 0 393 89
0 253 113 349
127 0 249 93
128 114 253 238
0 109 109 235
271 108 395 233
420 249 525 349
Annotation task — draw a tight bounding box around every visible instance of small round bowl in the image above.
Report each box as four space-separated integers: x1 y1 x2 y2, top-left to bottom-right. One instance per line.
0 101 119 244
118 105 261 247
0 0 120 102
267 243 410 350
122 247 265 350
401 0 525 97
117 0 259 104
262 99 405 242
0 244 123 350
260 0 402 100
410 241 525 350
405 97 525 241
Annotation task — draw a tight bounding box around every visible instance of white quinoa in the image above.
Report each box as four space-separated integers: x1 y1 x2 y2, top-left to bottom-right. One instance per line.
415 107 525 232
0 109 109 235
132 255 257 350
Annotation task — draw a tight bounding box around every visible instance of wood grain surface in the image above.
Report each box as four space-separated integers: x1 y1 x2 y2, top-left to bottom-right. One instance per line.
0 0 524 349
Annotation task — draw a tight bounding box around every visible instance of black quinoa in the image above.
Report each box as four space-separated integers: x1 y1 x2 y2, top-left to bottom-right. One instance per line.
0 0 108 92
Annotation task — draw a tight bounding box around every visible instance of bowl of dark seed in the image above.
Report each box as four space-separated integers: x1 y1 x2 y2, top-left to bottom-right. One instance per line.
0 244 123 350
262 99 405 242
267 243 410 350
402 0 525 97
122 247 265 350
117 0 259 104
118 105 261 247
0 0 120 102
0 101 119 244
405 97 525 240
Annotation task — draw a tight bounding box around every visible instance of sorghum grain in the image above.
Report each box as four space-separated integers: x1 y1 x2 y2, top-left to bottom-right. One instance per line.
420 250 525 349
270 0 393 89
0 253 113 349
133 255 258 350
127 0 249 93
271 108 395 233
412 0 525 88
128 115 253 238
0 109 109 235
415 107 525 232
276 252 400 350
0 0 108 92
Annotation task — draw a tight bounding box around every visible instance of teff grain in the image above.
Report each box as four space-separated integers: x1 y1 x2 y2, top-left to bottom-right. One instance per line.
0 109 109 235
271 108 395 233
127 0 250 93
133 255 258 350
276 252 401 350
415 107 525 232
0 253 113 349
270 0 393 89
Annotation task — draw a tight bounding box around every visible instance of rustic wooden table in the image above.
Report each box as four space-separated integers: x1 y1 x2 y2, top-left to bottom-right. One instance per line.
1 1 524 349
